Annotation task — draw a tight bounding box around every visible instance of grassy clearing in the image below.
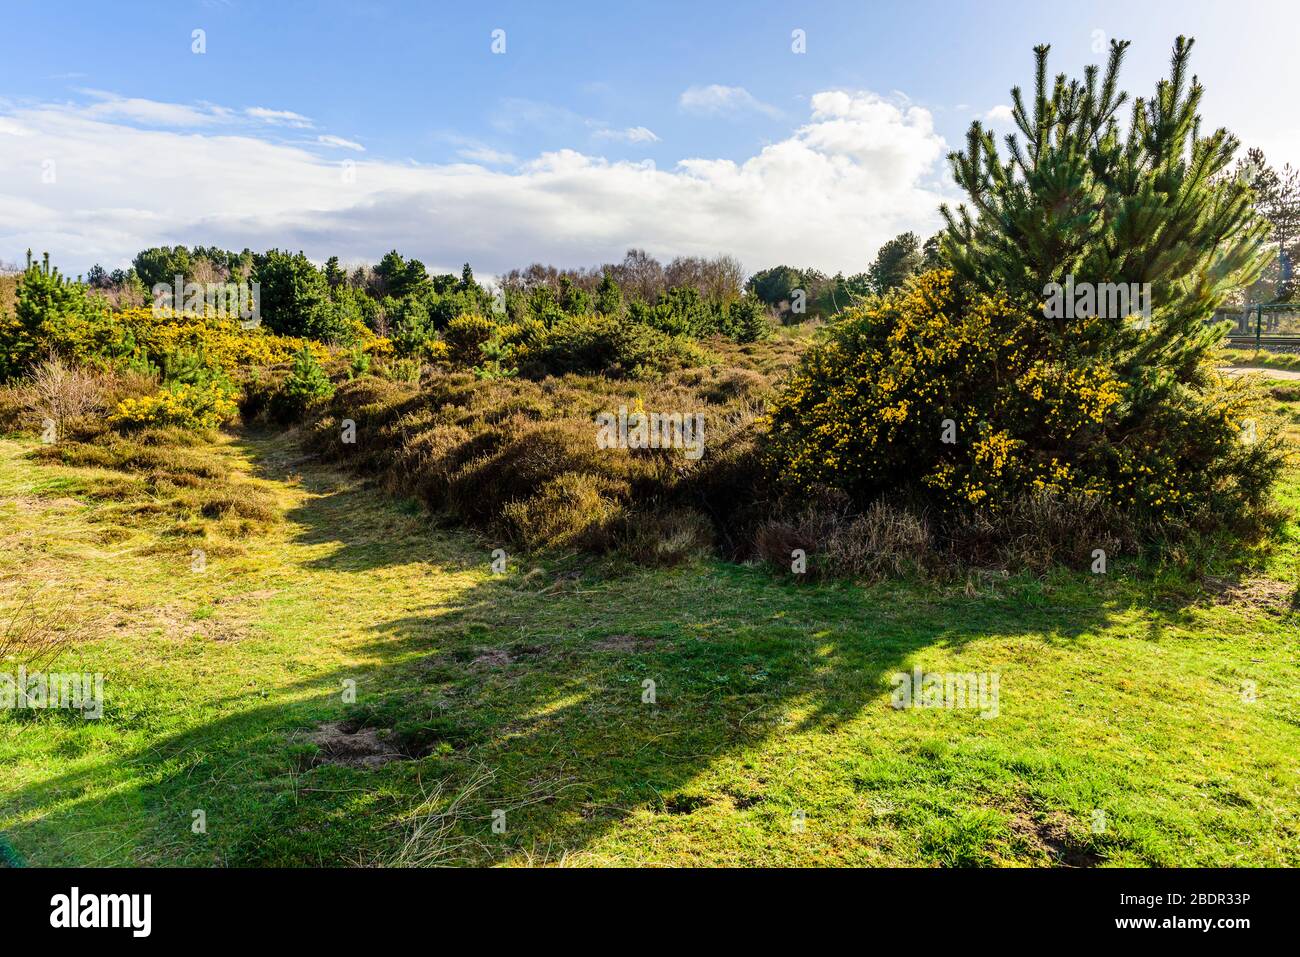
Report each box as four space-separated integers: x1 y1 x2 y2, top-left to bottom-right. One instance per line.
1220 346 1300 372
1 390 1298 867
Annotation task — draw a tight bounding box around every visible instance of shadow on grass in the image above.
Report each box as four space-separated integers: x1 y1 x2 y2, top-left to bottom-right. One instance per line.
1 430 1183 866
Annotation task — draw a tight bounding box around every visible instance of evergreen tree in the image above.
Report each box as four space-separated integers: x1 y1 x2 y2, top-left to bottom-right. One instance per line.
595 271 623 316
1 251 116 379
867 231 924 294
1235 148 1300 301
941 36 1270 384
253 250 348 342
324 256 346 291
557 275 591 314
372 250 408 299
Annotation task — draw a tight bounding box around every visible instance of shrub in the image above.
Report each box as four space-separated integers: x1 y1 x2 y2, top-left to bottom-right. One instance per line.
110 379 238 431
270 346 336 422
389 296 435 358
23 354 106 427
755 500 932 581
236 367 286 425
619 508 714 565
763 270 1286 548
104 307 329 377
718 296 771 343
517 313 706 379
347 346 372 379
500 472 626 551
834 36 1290 559
1 254 118 379
300 360 778 560
442 314 496 366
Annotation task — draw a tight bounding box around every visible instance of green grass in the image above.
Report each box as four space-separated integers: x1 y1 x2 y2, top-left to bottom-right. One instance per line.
1219 346 1300 372
1 410 1298 867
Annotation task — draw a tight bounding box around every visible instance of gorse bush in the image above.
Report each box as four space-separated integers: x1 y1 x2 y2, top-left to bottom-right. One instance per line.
112 307 330 377
110 379 238 431
442 314 496 366
1 265 329 384
763 38 1288 557
764 270 1283 538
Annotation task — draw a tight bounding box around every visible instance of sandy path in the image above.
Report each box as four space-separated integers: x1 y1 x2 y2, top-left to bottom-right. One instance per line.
1218 366 1300 380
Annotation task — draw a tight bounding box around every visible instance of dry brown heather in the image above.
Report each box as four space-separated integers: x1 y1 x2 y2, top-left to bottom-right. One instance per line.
301 335 810 562
0 273 17 321
0 361 283 554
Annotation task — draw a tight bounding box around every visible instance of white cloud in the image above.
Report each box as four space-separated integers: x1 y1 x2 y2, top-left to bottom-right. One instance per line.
679 85 782 119
0 90 952 275
79 90 226 127
456 145 517 165
984 104 1015 124
245 106 313 127
592 126 660 144
317 134 365 152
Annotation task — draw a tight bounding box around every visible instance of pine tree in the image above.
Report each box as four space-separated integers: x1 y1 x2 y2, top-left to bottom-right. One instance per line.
595 270 623 317
324 256 346 291
867 231 924 294
1235 148 1300 301
2 251 114 379
941 37 1271 385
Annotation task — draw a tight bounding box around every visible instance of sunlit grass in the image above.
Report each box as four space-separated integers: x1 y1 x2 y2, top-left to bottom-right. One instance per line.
1 403 1297 867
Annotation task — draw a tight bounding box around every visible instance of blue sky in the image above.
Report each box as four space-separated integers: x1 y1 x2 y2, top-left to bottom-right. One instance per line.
1 0 1296 277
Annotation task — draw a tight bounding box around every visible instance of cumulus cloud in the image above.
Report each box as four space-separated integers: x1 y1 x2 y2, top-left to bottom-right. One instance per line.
679 85 782 119
984 104 1015 124
0 89 953 275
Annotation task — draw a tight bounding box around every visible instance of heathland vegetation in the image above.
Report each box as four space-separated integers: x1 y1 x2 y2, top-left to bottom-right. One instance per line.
2 39 1292 577
2 38 1299 867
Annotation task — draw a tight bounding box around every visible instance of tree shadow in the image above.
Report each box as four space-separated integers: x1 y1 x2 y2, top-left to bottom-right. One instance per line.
0 431 1201 866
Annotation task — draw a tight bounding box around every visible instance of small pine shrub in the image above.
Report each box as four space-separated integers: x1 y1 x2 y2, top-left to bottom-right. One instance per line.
347 346 372 380
718 297 771 343
379 357 423 383
1 254 119 379
270 346 336 422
